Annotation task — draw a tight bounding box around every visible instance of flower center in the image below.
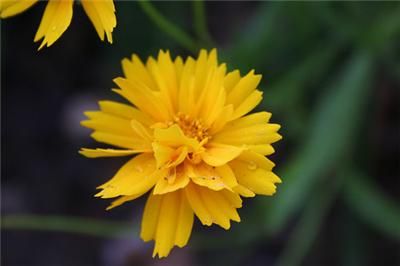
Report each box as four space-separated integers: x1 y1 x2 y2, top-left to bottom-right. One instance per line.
167 112 209 141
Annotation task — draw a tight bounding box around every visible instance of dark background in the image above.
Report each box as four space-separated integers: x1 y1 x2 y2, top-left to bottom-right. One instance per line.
2 2 400 266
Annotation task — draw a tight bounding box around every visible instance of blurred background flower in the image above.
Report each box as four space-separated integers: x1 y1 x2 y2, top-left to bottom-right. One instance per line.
0 0 116 49
2 1 399 266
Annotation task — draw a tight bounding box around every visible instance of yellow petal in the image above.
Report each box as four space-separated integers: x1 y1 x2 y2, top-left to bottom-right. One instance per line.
233 184 255 198
96 153 161 198
223 70 241 94
98 100 154 126
34 0 74 49
81 0 116 43
130 119 153 142
174 56 184 82
226 70 261 108
193 49 218 97
214 164 238 189
188 163 229 191
213 120 281 145
81 110 152 150
230 90 263 121
82 111 135 136
141 190 194 258
198 64 227 127
122 54 157 90
197 185 241 229
177 57 196 114
229 159 281 196
0 0 38 18
152 142 188 169
209 104 234 134
90 131 150 150
220 189 243 208
152 50 178 111
175 191 194 247
140 190 163 242
113 77 170 121
185 183 241 229
106 194 142 210
184 183 212 225
224 111 272 129
247 144 275 155
153 124 199 150
201 142 244 166
236 150 276 170
153 166 190 194
79 148 146 158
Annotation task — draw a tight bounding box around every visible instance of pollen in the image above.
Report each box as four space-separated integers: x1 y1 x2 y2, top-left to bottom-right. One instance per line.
167 112 210 141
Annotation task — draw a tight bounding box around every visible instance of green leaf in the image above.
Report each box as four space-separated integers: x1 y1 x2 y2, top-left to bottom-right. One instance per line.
343 170 400 239
275 178 339 266
192 1 213 48
263 43 341 138
264 52 374 234
225 2 284 71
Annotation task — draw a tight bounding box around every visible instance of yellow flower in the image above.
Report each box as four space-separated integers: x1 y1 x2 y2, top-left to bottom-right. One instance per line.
80 49 282 258
0 0 116 49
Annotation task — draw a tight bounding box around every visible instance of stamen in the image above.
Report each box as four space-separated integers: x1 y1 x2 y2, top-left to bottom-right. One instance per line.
170 112 210 141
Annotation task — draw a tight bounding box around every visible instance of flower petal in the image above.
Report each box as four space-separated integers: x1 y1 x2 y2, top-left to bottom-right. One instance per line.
188 163 229 191
152 142 188 169
113 77 170 121
229 159 281 196
201 142 244 167
122 54 157 90
146 50 178 112
89 131 149 150
34 0 74 49
236 150 276 170
230 90 263 121
106 194 142 210
185 183 241 229
82 111 135 136
79 148 146 158
214 164 238 189
81 0 116 43
153 166 190 195
226 70 261 108
96 153 161 198
98 100 154 126
213 115 281 145
153 124 199 150
140 191 163 242
224 70 241 94
233 184 255 198
0 0 38 18
141 190 194 258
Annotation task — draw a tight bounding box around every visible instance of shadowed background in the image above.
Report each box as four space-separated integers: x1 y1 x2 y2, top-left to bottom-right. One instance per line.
2 2 400 266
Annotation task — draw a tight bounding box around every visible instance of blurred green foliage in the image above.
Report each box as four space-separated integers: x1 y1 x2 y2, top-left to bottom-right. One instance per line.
2 1 400 265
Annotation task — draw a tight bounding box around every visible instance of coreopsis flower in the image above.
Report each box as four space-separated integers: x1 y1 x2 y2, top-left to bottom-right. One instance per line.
80 49 282 258
0 0 116 49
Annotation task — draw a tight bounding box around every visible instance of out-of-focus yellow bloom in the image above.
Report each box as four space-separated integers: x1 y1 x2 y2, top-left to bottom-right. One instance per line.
0 0 116 49
80 49 282 258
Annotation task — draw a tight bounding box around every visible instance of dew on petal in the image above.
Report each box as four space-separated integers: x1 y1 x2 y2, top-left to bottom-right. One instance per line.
247 161 257 170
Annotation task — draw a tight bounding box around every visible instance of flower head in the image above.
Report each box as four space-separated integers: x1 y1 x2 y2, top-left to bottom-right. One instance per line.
0 0 116 49
80 49 282 258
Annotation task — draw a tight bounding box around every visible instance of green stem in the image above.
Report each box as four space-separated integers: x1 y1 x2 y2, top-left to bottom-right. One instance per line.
1 214 136 238
192 1 213 48
138 1 198 53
